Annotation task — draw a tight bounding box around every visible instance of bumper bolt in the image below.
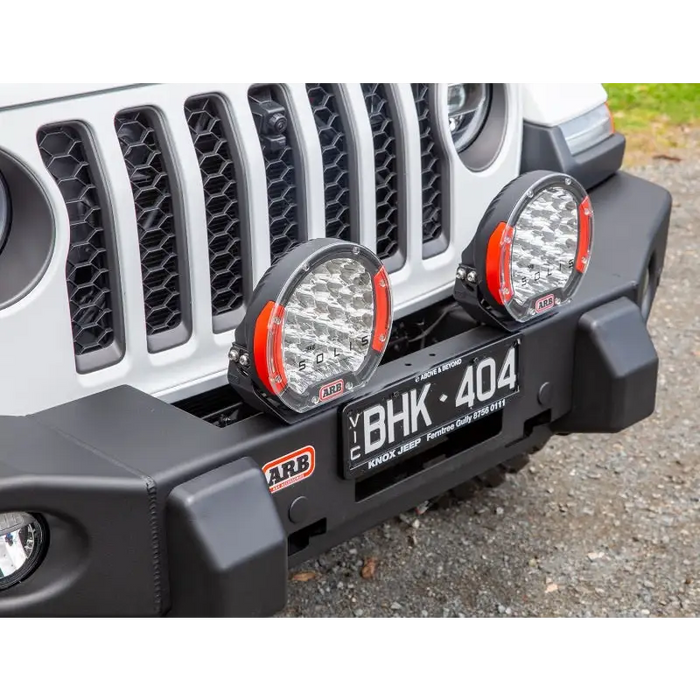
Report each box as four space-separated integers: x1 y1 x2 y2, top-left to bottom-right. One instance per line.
289 496 310 524
228 348 240 363
538 382 552 406
239 353 250 368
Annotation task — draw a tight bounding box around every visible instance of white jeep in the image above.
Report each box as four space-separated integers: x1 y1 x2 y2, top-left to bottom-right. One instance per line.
0 84 670 616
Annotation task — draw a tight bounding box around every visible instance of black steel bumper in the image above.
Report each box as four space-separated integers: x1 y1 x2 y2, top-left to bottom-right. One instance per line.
0 172 671 617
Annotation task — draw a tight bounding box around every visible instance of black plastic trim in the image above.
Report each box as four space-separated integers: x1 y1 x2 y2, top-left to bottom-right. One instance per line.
0 154 55 311
412 83 447 257
249 84 305 265
0 170 10 254
167 459 287 617
361 83 405 272
185 94 246 332
458 83 508 173
553 297 658 434
37 122 125 371
521 121 626 190
115 107 193 353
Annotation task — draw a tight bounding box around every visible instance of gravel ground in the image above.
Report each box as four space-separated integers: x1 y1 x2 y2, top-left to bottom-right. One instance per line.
282 159 700 618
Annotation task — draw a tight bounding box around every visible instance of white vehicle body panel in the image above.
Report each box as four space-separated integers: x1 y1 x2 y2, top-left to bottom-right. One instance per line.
0 83 600 416
0 84 140 109
521 83 608 126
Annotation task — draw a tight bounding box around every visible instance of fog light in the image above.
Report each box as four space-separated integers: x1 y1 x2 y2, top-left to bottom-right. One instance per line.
0 512 47 591
229 239 392 422
455 170 592 330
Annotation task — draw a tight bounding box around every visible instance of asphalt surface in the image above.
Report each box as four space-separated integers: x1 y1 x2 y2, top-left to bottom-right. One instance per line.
282 160 699 618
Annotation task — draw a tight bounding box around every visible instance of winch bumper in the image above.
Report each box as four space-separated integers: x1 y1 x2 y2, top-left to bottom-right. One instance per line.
0 172 671 617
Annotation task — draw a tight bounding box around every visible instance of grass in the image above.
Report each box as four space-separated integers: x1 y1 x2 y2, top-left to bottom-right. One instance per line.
603 83 700 164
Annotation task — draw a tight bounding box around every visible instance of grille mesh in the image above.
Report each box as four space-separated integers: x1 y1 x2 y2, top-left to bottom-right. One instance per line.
37 85 453 376
307 83 352 241
115 109 183 338
361 83 400 260
250 89 301 265
412 83 443 246
185 95 244 321
38 124 116 358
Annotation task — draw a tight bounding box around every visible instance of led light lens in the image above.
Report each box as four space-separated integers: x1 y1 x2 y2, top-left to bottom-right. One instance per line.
509 187 579 305
236 240 393 416
0 512 47 591
456 171 593 329
447 83 491 150
282 258 375 395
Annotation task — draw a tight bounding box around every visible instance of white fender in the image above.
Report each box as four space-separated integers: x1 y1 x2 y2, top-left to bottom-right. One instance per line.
521 84 608 127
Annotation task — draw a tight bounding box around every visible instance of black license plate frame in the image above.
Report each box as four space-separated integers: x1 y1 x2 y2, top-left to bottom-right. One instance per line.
342 337 521 479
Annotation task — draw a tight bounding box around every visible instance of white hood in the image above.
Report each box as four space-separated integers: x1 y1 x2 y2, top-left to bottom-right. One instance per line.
0 80 141 109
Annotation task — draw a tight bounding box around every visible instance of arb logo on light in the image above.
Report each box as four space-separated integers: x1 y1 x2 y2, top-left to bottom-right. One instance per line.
228 239 393 423
319 379 344 402
535 294 555 313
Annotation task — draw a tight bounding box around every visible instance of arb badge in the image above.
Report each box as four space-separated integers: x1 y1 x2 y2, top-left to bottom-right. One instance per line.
262 446 316 493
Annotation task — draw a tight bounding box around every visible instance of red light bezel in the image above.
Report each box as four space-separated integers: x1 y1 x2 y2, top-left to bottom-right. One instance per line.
253 301 288 396
485 221 515 305
575 196 592 273
372 267 391 352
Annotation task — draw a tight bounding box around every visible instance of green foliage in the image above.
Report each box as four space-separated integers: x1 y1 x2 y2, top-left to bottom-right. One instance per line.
604 83 700 132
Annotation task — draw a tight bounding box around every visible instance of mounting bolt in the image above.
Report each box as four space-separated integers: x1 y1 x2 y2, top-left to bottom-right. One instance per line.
456 267 467 281
228 348 240 363
239 353 250 368
466 270 478 284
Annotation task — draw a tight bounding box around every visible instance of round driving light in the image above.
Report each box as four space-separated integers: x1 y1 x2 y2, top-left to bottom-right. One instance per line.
447 83 491 151
0 172 11 253
229 239 393 421
0 512 47 591
454 171 593 330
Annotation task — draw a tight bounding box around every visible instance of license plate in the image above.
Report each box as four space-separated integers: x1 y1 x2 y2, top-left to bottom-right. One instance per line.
342 338 520 478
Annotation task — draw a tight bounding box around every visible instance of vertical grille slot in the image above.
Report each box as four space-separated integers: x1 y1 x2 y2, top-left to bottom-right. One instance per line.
38 123 122 371
115 108 187 349
412 83 444 251
306 84 352 241
361 83 400 261
248 85 301 265
185 95 245 328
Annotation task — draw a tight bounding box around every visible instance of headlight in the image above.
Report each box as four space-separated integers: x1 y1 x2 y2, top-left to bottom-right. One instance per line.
0 172 10 253
229 239 393 421
454 171 593 329
0 512 48 591
447 83 492 151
